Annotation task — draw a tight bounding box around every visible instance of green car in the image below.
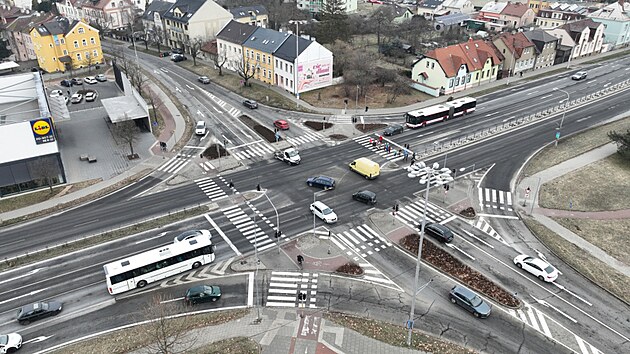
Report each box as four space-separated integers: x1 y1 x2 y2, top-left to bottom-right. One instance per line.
184 285 221 305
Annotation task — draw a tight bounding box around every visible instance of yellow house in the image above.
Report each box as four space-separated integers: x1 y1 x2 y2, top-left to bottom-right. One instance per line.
527 0 550 15
242 27 290 85
30 19 103 73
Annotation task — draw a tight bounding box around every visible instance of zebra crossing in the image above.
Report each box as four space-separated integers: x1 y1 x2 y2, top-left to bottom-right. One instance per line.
479 188 514 213
395 199 455 228
198 160 215 172
203 90 241 118
284 131 326 147
333 224 392 258
473 217 508 245
221 204 276 252
506 301 553 339
353 135 406 162
228 140 275 161
159 257 235 287
195 177 228 201
327 115 353 124
157 151 195 174
266 271 318 308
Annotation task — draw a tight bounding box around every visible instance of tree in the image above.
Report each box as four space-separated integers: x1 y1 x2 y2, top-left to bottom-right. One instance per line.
325 40 352 77
371 8 391 53
374 68 397 87
28 157 59 193
608 129 630 159
236 55 257 87
113 119 141 159
134 294 197 354
83 54 97 73
151 25 167 54
342 51 376 97
317 0 349 44
34 0 53 12
387 76 412 104
147 88 164 130
212 45 228 76
0 39 12 60
186 37 204 66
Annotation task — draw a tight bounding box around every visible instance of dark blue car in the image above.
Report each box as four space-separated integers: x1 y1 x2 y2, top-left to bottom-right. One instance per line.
306 176 335 190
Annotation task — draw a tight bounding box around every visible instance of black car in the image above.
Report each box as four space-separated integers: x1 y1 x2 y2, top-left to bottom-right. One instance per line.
449 285 491 318
352 190 377 205
383 124 404 136
171 48 184 54
60 79 73 87
306 176 335 190
243 100 258 109
422 222 454 243
17 301 63 325
71 78 83 85
184 285 222 305
172 54 187 62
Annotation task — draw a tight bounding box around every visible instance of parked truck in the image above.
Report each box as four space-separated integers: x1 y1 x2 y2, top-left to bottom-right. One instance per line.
274 147 301 165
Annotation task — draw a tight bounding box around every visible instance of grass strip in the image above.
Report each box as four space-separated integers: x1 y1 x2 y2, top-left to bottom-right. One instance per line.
324 312 476 354
190 337 260 354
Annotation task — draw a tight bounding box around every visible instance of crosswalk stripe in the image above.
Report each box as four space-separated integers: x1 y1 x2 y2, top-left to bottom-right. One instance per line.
507 192 512 205
269 282 298 288
575 336 589 354
343 231 360 244
350 229 367 242
535 309 552 338
526 306 540 332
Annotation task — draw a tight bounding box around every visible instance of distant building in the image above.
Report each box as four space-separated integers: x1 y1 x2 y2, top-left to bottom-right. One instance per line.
523 28 558 69
296 0 357 14
547 18 605 64
229 5 268 28
55 0 136 31
162 0 232 51
534 2 588 29
526 0 551 14
492 32 537 77
589 0 630 49
215 19 257 72
141 0 174 34
477 2 535 31
4 11 55 62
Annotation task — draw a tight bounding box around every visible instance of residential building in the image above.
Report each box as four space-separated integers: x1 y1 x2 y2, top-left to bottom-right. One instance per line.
56 0 136 31
477 1 535 31
417 0 448 19
162 0 232 51
547 18 605 63
5 11 55 62
0 5 27 26
9 0 33 10
296 0 357 14
30 18 103 73
230 5 268 28
589 0 630 49
215 19 257 72
441 0 475 14
534 2 588 29
492 31 537 77
141 0 173 34
242 26 290 85
527 0 551 14
434 12 473 31
523 28 558 69
375 5 414 24
274 33 333 95
411 38 503 97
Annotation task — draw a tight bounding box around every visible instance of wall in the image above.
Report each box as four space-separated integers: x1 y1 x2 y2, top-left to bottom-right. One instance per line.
296 42 332 93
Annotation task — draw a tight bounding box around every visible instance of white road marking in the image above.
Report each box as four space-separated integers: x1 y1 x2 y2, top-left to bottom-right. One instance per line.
0 268 40 285
205 214 241 256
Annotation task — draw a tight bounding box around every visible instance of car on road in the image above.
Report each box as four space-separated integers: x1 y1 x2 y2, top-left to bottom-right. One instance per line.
449 285 491 318
383 124 404 136
95 74 107 82
198 76 210 84
70 93 83 104
83 76 97 85
174 229 212 243
49 89 63 97
171 54 187 62
571 71 587 80
0 332 22 353
16 300 63 325
60 79 73 87
422 222 454 243
274 119 289 130
185 285 221 305
85 90 98 102
352 190 377 205
243 100 258 109
306 176 335 190
71 78 83 85
195 121 207 135
310 200 337 224
513 254 558 282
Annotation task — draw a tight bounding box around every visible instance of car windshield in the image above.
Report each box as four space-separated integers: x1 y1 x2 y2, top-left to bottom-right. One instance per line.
287 150 298 157
196 122 204 128
0 334 8 344
469 295 483 307
322 208 333 215
544 265 555 273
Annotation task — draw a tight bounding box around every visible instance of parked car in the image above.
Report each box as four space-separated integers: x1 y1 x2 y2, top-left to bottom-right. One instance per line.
195 121 207 135
274 119 289 130
49 89 63 97
83 76 97 84
310 201 337 224
513 254 559 282
449 285 491 318
71 78 83 85
306 176 335 190
171 48 184 54
95 74 107 82
16 301 63 325
70 93 83 104
171 54 187 62
352 190 377 205
383 124 404 136
243 99 258 109
198 76 210 84
0 332 22 353
60 79 73 87
184 285 222 305
422 222 454 243
174 229 211 243
85 90 98 102
571 71 587 80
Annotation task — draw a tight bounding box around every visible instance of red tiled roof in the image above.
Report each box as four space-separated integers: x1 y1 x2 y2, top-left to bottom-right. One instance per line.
502 2 529 17
425 38 504 78
496 32 535 58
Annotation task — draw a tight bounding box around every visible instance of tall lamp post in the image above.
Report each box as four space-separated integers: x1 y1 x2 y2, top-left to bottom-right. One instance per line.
262 190 281 254
553 87 570 147
289 20 307 107
406 162 453 346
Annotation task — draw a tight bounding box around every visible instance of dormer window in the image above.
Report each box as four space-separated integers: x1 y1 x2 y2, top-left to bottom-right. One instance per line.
111 2 116 7
78 27 84 34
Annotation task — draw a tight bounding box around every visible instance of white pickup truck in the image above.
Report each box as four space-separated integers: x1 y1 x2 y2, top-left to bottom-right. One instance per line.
274 147 301 165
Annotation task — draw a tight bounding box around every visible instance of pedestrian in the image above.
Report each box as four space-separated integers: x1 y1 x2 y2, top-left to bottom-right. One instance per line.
387 144 391 153
379 135 383 144
412 152 416 161
372 140 376 147
403 150 408 161
369 137 373 145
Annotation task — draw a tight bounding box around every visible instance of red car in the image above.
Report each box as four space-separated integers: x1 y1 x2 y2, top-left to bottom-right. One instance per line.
274 119 289 130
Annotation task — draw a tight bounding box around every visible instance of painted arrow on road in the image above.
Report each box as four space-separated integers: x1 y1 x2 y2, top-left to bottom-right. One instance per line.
531 295 577 323
23 335 55 344
0 268 40 285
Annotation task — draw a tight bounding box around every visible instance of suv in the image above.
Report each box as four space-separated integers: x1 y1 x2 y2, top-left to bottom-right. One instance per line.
60 79 73 87
243 100 258 109
310 201 337 223
571 71 587 80
71 78 83 85
306 176 335 190
422 222 454 243
352 190 377 205
195 121 207 135
171 54 187 62
449 285 491 318
16 301 63 325
0 332 22 353
184 285 221 305
383 124 404 136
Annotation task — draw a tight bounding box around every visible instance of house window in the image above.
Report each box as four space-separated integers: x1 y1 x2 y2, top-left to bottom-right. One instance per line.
77 53 82 61
111 2 115 7
268 57 271 64
431 63 434 69
53 57 56 61
466 74 471 83
268 71 271 79
93 50 98 57
90 37 95 44
82 39 87 46
78 27 84 34
256 53 260 61
263 69 266 76
60 38 65 44
63 49 68 55
426 62 429 68
448 79 454 88
49 43 53 48
74 40 78 48
456 77 460 86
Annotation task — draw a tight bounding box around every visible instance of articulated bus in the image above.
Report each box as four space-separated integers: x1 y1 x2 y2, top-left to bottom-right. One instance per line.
405 96 477 129
103 237 216 295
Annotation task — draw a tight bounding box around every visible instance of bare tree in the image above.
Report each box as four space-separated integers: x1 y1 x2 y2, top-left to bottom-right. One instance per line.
128 63 147 94
152 25 167 54
83 54 96 74
28 157 59 193
186 37 204 66
146 88 164 128
387 76 412 104
113 119 141 159
236 55 257 87
212 45 228 76
135 294 197 354
343 51 377 97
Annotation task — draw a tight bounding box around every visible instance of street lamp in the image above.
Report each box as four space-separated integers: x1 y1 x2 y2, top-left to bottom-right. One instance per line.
406 162 453 346
312 190 328 237
553 87 570 147
262 190 281 254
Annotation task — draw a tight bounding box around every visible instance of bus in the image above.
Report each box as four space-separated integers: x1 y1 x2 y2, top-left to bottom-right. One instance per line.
405 96 477 129
103 237 216 295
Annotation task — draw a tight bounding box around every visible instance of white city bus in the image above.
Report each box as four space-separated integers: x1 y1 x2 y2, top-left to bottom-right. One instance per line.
103 237 216 295
405 97 476 128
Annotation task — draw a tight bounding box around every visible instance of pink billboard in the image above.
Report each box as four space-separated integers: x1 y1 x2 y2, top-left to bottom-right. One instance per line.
297 59 332 92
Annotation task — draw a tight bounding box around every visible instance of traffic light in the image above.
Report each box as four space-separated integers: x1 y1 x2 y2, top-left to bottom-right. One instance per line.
365 106 369 112
228 181 234 188
256 183 261 191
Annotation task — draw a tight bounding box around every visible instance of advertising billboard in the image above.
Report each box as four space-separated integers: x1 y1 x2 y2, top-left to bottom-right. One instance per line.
30 117 56 145
297 58 332 93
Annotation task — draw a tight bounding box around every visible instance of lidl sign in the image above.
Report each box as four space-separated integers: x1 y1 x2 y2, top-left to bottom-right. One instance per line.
30 117 55 144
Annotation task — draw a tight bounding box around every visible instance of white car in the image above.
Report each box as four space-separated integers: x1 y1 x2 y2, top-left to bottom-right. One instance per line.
571 71 587 80
70 93 83 104
84 76 97 84
310 201 337 224
513 254 558 282
195 121 207 135
0 332 23 353
95 74 107 82
174 229 212 243
49 89 63 97
85 90 98 102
